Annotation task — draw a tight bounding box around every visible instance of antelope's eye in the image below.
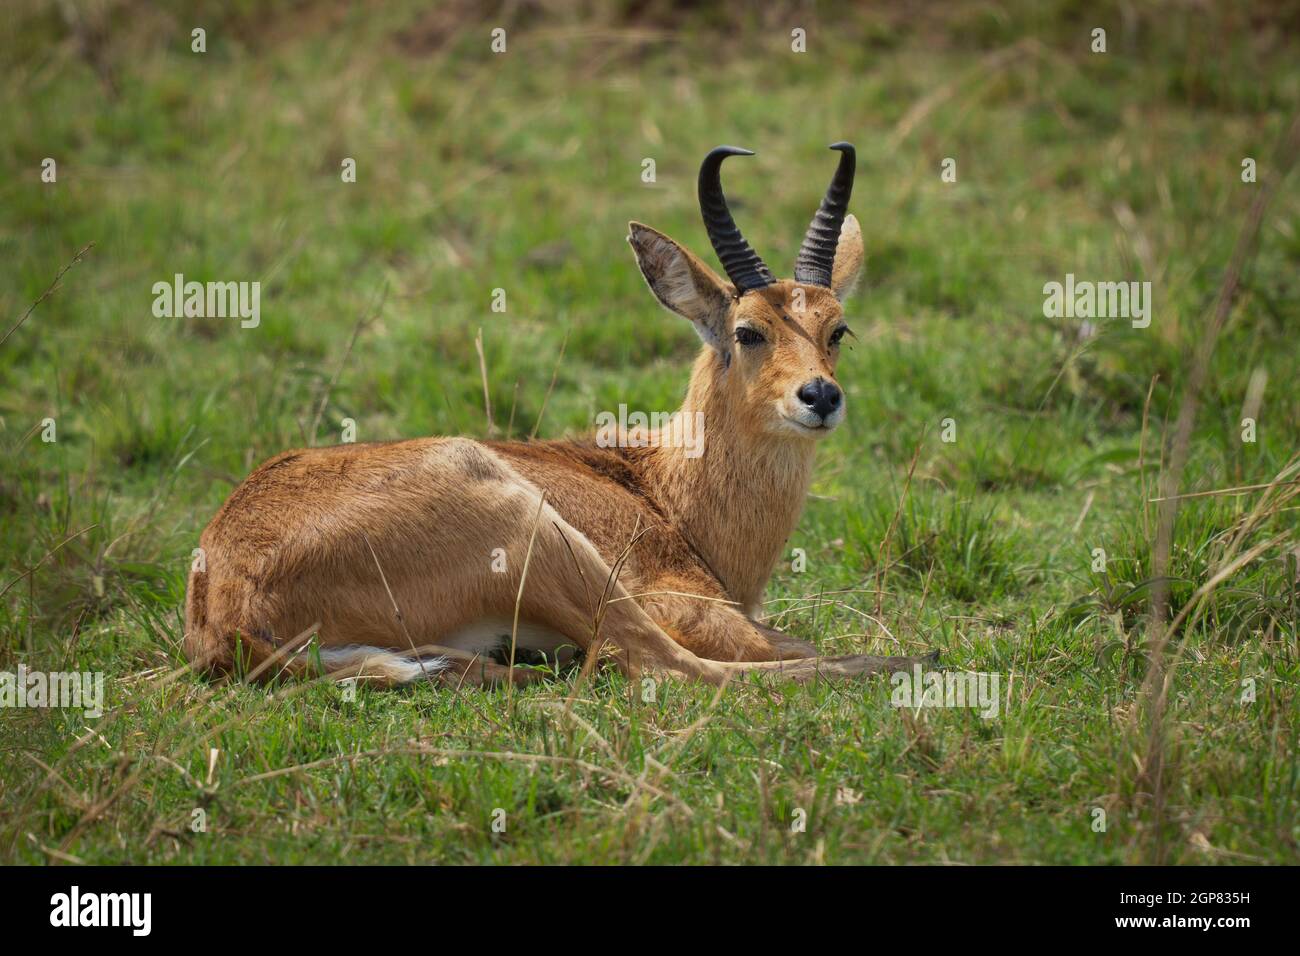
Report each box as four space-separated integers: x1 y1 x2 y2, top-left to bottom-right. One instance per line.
828 325 850 347
735 326 765 347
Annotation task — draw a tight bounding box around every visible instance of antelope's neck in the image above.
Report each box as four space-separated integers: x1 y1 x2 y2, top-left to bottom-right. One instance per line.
644 351 816 613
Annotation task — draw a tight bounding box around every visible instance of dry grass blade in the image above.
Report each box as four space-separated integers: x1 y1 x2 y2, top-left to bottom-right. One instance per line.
474 326 496 436
1 242 95 348
530 328 569 440
0 524 99 600
506 492 549 706
875 428 926 618
361 531 436 680
308 281 388 446
244 621 321 683
564 518 652 711
889 41 1030 150
1148 478 1300 503
1133 110 1300 863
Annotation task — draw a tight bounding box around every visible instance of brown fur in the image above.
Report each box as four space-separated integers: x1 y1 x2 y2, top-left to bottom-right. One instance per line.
184 214 934 686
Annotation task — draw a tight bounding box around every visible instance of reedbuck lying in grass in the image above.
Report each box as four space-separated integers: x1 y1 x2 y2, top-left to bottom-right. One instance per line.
185 143 933 688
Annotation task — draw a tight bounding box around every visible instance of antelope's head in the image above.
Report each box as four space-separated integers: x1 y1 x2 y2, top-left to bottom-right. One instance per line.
628 143 864 440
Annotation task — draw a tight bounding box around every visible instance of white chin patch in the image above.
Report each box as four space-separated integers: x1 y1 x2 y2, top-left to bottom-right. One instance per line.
776 402 844 436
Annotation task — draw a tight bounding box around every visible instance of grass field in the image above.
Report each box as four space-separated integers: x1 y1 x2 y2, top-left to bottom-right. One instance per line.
2 0 1299 864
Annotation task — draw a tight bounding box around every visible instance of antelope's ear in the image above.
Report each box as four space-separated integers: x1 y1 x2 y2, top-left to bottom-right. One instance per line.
830 214 865 302
627 221 733 352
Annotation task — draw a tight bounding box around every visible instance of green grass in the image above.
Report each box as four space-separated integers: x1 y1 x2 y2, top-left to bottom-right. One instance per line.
2 0 1298 864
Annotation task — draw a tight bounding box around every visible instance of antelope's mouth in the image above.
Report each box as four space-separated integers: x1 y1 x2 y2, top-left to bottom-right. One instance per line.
777 409 844 436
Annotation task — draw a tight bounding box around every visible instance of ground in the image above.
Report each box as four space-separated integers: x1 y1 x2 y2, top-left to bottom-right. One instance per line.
1 0 1298 864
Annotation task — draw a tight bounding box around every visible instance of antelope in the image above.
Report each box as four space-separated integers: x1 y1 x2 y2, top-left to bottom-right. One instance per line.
184 143 934 688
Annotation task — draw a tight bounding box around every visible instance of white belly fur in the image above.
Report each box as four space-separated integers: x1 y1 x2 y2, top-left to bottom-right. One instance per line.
441 616 579 663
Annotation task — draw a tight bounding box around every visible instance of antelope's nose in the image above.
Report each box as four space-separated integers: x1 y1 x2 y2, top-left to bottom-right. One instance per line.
797 378 842 420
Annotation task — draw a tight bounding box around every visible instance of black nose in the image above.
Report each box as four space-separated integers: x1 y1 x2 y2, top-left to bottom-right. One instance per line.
797 378 842 420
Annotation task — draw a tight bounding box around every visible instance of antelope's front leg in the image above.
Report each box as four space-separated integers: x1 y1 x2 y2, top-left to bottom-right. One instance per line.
638 582 935 679
748 619 819 660
639 586 816 662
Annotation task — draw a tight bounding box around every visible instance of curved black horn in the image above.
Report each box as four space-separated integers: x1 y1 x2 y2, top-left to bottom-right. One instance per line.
698 146 775 293
793 142 855 288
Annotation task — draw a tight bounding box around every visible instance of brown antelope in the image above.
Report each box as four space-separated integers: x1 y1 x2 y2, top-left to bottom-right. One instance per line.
184 143 933 688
